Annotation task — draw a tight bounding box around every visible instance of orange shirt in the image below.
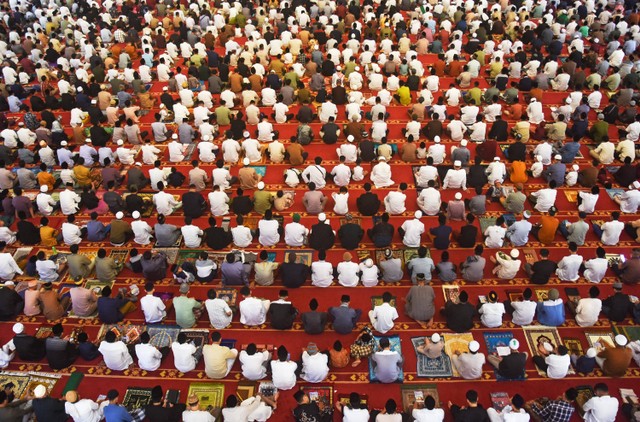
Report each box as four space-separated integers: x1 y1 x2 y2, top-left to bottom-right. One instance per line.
37 171 56 191
538 215 559 244
510 161 528 184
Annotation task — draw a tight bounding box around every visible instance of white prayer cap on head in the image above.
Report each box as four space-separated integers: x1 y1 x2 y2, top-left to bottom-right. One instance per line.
543 342 554 352
434 136 440 143
566 97 572 104
554 154 562 160
117 139 123 146
172 134 178 139
633 181 640 189
586 347 597 358
243 157 250 166
33 385 47 398
18 122 23 126
615 334 628 346
468 341 480 352
414 211 423 219
318 212 327 221
509 339 520 350
163 86 168 91
243 131 250 138
202 135 210 141
454 160 462 167
132 211 141 219
535 155 542 162
572 164 579 171
77 87 83 92
116 211 124 219
494 156 500 161
91 99 97 104
455 192 462 200
61 141 68 146
460 139 468 146
510 249 520 258
378 156 386 161
523 211 531 219
257 181 265 190
40 185 48 193
85 138 92 143
12 323 24 334
355 66 360 71
431 333 441 343
347 135 354 142
135 162 142 167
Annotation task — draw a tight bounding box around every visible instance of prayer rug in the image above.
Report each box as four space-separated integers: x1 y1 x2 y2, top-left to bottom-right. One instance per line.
23 372 61 399
534 288 549 301
339 216 361 226
248 166 266 177
503 213 516 227
522 325 573 376
57 282 78 301
175 249 203 267
522 249 539 265
606 188 625 200
482 331 525 381
443 333 475 377
12 247 33 270
403 247 430 262
187 382 225 411
506 290 524 302
180 329 210 361
284 250 313 266
183 144 197 161
613 325 640 342
97 323 146 344
243 216 261 230
369 335 403 383
564 338 584 357
605 253 624 268
35 327 53 339
123 387 154 410
479 217 497 234
490 392 511 411
266 252 277 262
0 372 30 398
110 248 130 264
585 330 616 354
147 324 181 348
301 385 333 407
441 285 460 304
84 279 114 297
154 235 182 248
410 336 453 378
400 384 439 413
370 295 397 309
357 250 372 261
338 394 368 405
235 381 257 401
575 385 594 418
214 288 238 307
156 247 179 264
564 190 578 203
122 193 154 217
375 248 405 268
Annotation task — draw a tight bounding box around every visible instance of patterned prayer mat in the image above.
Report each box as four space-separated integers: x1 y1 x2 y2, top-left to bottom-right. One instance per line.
156 247 179 264
370 296 397 309
479 217 497 234
403 247 430 262
84 279 114 297
575 385 594 417
301 385 333 407
374 248 405 268
0 372 30 398
235 381 257 402
122 193 154 217
248 166 266 177
443 333 475 377
483 331 525 381
585 330 616 354
400 384 439 413
564 338 584 357
147 324 181 348
284 250 313 266
12 247 33 270
110 248 130 264
214 288 238 307
97 323 146 344
523 325 573 376
442 285 460 303
22 372 61 399
35 327 52 339
369 335 403 383
187 382 225 411
123 387 154 410
522 249 539 265
606 188 625 200
506 290 524 302
613 325 640 342
411 337 453 378
564 190 578 203
605 254 624 268
181 329 210 361
534 288 549 301
339 216 361 226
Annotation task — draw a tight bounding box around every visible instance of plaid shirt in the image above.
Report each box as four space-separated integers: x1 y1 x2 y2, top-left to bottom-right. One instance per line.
113 29 126 43
530 400 574 422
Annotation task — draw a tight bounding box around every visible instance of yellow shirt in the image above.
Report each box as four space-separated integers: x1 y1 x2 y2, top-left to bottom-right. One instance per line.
73 166 92 187
203 344 237 379
40 226 58 246
37 171 56 192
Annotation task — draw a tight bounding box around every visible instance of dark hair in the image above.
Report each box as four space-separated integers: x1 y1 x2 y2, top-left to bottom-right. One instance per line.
466 390 479 403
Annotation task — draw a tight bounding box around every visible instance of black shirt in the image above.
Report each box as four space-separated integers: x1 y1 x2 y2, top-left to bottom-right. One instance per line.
182 191 207 218
294 402 323 422
498 352 527 379
614 164 637 187
308 223 336 251
12 334 45 361
488 120 508 141
458 224 478 248
0 288 24 321
103 191 126 214
231 195 254 216
302 311 328 334
280 262 310 288
368 222 394 247
467 165 488 189
203 227 232 250
357 192 380 215
443 301 475 333
337 223 364 250
16 220 40 245
167 171 186 188
603 292 633 322
144 403 186 422
358 140 376 162
268 302 298 329
321 122 340 144
32 398 67 422
507 142 527 162
530 259 557 285
450 404 490 422
125 193 145 215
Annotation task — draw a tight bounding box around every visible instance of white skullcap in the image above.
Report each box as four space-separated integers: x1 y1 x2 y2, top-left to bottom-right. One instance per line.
132 211 140 219
510 249 520 258
91 99 97 104
33 385 47 398
12 322 24 334
116 211 124 219
61 141 68 146
378 156 386 161
117 139 123 146
632 181 640 189
455 192 462 200
347 135 354 142
530 98 537 103
355 66 360 71
431 333 441 343
257 181 265 190
572 164 579 171
586 347 597 358
243 157 250 166
454 160 462 167
336 66 341 71
566 97 572 104
172 134 178 139
135 162 142 167
85 138 92 143
414 210 423 219
593 38 599 43
434 136 441 143
509 339 520 350
523 211 531 219
535 155 543 162
543 342 554 352
554 154 562 160
365 258 373 267
243 131 250 138
162 86 168 91
202 135 210 141
77 87 83 92
18 122 24 126
615 334 628 346
318 212 327 221
40 185 48 193
460 139 468 146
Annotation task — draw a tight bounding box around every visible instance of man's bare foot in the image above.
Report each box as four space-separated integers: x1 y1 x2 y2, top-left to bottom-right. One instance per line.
417 321 428 329
351 359 361 367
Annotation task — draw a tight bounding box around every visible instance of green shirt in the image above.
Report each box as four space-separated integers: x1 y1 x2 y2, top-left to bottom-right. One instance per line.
215 106 232 125
253 191 273 214
173 296 201 328
591 121 609 143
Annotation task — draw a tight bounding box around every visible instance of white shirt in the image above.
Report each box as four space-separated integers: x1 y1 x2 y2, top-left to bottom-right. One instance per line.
284 222 308 247
181 225 203 248
240 297 268 326
0 253 22 279
370 303 398 334
556 254 584 281
531 188 557 212
414 166 438 187
311 261 334 287
270 360 298 390
583 395 619 422
337 261 360 287
171 341 197 373
301 351 329 383
62 223 83 245
258 220 280 246
153 191 180 215
208 191 230 216
359 263 380 287
331 164 352 187
400 219 425 247
60 189 81 215
332 192 349 215
384 191 406 214
600 220 624 245
578 192 599 213
135 343 163 371
442 168 467 189
231 225 253 248
149 167 169 191
620 190 640 213
302 164 327 189
370 162 394 188
584 257 608 283
205 298 233 329
575 298 602 327
65 399 101 422
131 220 153 245
544 353 570 379
98 341 134 371
479 302 505 328
140 294 166 323
412 408 445 422
511 300 537 326
239 350 270 380
36 193 56 215
417 188 441 216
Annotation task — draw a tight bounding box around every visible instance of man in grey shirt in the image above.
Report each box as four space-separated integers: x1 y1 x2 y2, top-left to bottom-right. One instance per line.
379 249 404 283
178 119 196 144
372 337 403 383
501 183 526 214
404 274 435 325
151 113 170 142
406 246 435 283
16 162 37 189
460 245 486 282
328 295 361 334
506 211 533 247
154 214 182 247
302 183 326 214
558 211 589 246
468 186 487 215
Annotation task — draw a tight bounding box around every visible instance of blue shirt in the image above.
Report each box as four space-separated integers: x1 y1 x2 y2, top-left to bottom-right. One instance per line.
97 297 126 324
103 404 133 422
559 141 581 163
536 301 565 326
429 225 452 250
87 220 110 241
